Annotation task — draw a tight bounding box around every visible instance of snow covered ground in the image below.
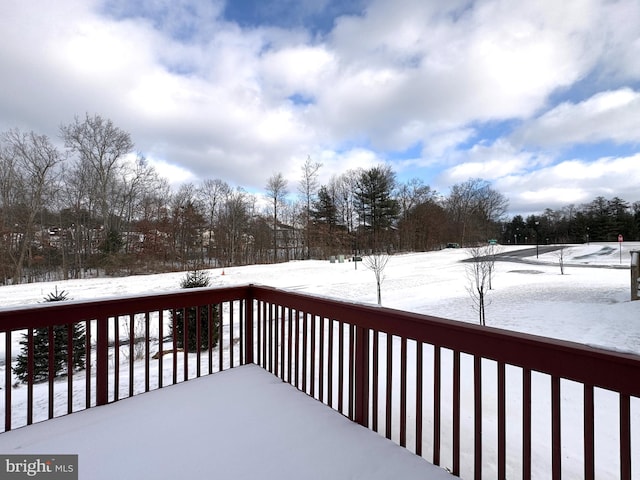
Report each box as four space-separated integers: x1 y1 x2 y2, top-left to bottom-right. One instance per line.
0 242 639 479
2 242 638 353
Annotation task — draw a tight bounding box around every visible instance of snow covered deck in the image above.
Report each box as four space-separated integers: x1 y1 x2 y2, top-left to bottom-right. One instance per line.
0 364 452 480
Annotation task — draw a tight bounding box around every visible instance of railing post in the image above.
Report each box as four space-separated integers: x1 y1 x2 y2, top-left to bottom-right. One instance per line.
620 394 631 480
5 332 11 432
354 325 369 427
244 291 254 365
96 316 109 406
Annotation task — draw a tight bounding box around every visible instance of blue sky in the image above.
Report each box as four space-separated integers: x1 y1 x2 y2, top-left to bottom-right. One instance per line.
1 0 639 216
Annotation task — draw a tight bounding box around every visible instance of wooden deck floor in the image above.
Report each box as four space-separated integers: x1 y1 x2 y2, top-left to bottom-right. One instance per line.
0 364 452 480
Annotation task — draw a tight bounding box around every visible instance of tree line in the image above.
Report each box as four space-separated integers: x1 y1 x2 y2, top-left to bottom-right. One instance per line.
502 197 640 247
1 114 638 285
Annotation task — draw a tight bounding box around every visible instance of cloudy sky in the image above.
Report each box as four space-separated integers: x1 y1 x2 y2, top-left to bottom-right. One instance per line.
1 0 639 216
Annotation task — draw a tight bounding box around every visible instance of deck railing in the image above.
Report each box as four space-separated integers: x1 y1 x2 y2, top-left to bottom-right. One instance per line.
1 285 252 429
1 284 638 479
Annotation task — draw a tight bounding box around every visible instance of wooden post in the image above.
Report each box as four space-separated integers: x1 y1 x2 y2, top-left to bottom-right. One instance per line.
96 317 109 406
244 289 254 365
354 325 369 427
631 251 639 301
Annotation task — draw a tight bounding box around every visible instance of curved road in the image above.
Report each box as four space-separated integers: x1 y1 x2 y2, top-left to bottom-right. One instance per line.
463 245 629 269
495 245 563 260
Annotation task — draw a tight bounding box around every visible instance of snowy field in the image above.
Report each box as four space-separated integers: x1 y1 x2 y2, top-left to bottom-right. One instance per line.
2 242 639 354
0 242 639 479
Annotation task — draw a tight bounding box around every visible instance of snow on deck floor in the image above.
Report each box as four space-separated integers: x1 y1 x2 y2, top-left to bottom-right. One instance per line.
0 364 452 480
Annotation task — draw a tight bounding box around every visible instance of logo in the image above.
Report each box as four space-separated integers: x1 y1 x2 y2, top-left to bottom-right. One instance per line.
0 455 77 479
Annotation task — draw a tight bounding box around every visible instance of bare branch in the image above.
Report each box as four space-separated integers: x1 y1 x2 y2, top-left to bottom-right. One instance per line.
464 245 495 326
363 252 390 305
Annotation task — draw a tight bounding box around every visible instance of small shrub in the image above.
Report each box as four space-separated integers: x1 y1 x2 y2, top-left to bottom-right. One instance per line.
13 287 86 383
170 270 219 351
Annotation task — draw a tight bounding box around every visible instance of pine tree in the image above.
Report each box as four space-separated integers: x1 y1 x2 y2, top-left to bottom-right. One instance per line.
170 270 219 351
354 166 399 250
13 287 86 383
311 186 338 227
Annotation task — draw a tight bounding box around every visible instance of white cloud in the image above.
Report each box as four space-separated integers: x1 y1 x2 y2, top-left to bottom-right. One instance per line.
590 0 640 81
432 138 640 215
497 154 640 214
316 0 607 150
514 88 640 147
147 157 196 187
444 158 528 183
422 128 476 158
436 139 550 184
0 0 639 210
317 147 382 177
260 45 336 98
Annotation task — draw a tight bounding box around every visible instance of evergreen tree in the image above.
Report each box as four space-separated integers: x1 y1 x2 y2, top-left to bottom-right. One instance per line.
13 287 86 383
170 270 219 351
311 185 338 227
354 166 399 250
100 228 124 254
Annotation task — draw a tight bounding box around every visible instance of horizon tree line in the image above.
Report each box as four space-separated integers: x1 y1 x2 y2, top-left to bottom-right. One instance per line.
1 114 638 285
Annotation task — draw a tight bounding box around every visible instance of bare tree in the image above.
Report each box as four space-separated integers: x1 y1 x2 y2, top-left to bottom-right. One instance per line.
485 243 502 290
265 172 288 263
219 187 250 266
554 247 566 275
197 178 230 265
363 252 390 305
396 177 437 251
331 170 359 235
117 155 161 257
135 175 171 270
61 114 134 234
279 200 302 261
465 245 493 326
0 140 18 283
445 178 508 246
1 129 62 283
58 159 93 279
170 183 205 269
298 156 322 259
121 314 147 360
445 180 478 245
396 178 435 219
